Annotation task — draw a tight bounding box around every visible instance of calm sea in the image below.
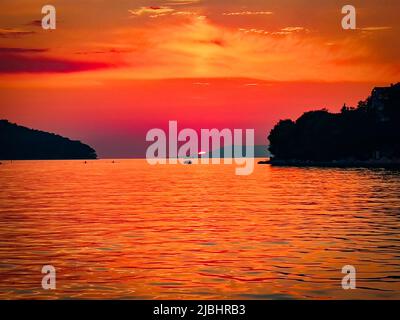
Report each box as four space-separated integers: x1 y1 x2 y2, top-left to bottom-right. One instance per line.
0 160 399 299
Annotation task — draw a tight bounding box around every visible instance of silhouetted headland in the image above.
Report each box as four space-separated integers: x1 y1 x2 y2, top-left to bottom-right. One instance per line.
0 120 97 160
262 83 400 167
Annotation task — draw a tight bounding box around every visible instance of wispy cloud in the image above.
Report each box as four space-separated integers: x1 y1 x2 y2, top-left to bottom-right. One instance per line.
166 0 200 5
238 26 309 36
172 11 197 16
75 48 134 55
129 6 175 18
121 17 395 82
238 28 269 35
222 11 273 16
359 26 392 31
281 27 308 32
0 28 35 38
128 6 198 18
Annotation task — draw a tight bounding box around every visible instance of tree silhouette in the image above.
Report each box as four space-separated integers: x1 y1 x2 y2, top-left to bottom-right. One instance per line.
268 83 400 162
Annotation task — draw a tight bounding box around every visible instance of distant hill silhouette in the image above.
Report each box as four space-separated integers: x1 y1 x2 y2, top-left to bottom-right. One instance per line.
0 120 97 160
268 83 400 164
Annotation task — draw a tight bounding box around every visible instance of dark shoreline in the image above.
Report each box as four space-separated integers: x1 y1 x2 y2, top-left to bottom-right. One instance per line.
259 159 400 169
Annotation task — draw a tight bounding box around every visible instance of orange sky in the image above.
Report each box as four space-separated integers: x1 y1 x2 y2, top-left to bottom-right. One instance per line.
0 0 399 157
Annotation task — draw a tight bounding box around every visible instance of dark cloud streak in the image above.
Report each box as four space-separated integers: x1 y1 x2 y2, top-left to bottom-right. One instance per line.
0 53 114 74
26 20 42 27
0 47 48 53
0 28 35 38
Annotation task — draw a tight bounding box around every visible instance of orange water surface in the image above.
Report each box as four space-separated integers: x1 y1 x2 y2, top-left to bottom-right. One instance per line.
0 160 399 299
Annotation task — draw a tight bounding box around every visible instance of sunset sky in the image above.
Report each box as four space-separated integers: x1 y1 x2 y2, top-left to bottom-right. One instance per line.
0 0 399 157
